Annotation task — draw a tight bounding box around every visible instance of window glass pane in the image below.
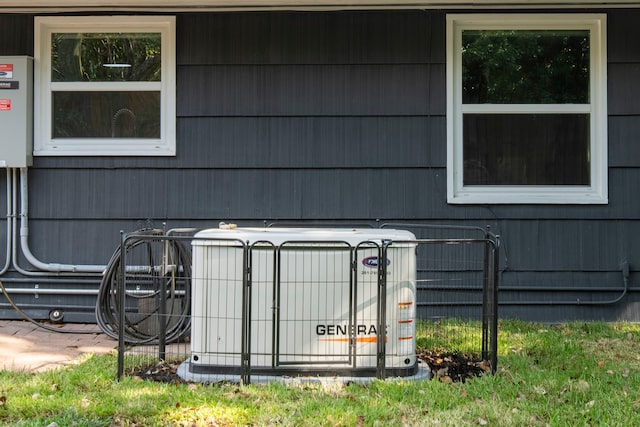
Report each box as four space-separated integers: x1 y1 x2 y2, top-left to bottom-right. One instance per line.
52 91 161 138
463 114 590 185
51 33 161 82
462 30 589 104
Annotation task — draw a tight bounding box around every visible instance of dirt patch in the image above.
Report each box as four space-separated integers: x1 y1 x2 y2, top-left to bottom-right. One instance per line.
131 352 491 384
130 360 184 384
418 351 492 383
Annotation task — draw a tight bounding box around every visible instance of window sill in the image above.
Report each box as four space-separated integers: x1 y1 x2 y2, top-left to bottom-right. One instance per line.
448 187 608 205
34 140 176 156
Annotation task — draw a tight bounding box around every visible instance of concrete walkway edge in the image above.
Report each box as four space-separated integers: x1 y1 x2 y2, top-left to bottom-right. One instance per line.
0 320 116 373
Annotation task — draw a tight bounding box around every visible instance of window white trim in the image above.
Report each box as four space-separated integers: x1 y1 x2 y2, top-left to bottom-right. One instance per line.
446 14 608 204
34 16 176 156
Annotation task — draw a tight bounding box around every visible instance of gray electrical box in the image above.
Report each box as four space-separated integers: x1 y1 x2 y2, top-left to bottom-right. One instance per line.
0 56 33 167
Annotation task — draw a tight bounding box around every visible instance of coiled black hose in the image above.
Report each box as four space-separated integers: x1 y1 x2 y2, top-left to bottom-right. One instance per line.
95 229 192 345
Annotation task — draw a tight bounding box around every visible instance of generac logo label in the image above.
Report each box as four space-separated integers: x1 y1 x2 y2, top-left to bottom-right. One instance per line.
316 324 387 343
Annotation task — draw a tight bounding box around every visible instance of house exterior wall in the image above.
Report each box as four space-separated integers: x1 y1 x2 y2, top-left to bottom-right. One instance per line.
0 9 639 322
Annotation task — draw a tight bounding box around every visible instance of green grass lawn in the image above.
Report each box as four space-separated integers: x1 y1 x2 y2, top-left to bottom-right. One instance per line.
1 320 639 426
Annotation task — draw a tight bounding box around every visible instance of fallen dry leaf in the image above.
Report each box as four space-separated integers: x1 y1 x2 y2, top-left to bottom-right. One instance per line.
477 360 492 372
533 386 547 395
436 367 449 378
576 379 590 392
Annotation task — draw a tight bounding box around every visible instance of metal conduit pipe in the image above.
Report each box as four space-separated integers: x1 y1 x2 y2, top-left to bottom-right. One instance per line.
501 262 631 306
10 169 56 277
0 302 96 311
419 285 633 293
12 170 186 276
0 287 98 295
418 262 633 307
0 169 13 275
7 168 42 277
0 286 184 298
0 277 100 284
505 262 633 304
10 168 50 277
17 168 105 274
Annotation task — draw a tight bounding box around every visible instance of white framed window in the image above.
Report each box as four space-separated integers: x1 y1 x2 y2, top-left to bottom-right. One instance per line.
34 16 176 156
446 14 607 204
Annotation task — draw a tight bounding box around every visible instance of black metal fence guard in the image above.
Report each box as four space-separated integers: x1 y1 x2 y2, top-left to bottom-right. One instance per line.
114 227 499 383
381 224 500 374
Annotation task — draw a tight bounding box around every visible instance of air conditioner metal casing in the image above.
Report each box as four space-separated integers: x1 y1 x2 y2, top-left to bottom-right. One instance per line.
190 228 417 377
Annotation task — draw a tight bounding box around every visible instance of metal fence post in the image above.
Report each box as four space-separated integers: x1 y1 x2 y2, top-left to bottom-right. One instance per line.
157 237 167 362
481 229 500 374
490 237 500 374
117 230 126 380
241 241 251 385
376 240 390 379
481 238 491 362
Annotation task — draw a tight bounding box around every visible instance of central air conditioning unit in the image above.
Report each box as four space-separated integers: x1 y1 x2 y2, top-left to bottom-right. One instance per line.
180 227 427 383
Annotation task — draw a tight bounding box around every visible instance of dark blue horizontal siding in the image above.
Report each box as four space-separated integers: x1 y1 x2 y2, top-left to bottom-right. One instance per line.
608 63 640 115
25 168 640 220
608 10 640 63
34 116 446 169
0 14 33 55
29 112 640 170
177 64 445 117
27 168 451 219
177 11 445 65
0 9 639 323
609 116 640 167
498 219 640 271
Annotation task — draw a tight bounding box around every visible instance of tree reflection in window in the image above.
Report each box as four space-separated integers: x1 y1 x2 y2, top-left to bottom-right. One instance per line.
462 30 589 104
50 32 161 139
51 33 161 82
